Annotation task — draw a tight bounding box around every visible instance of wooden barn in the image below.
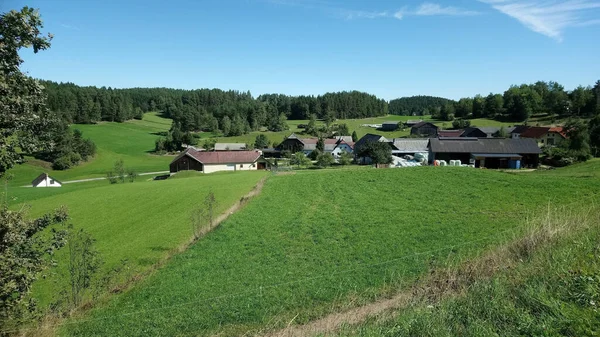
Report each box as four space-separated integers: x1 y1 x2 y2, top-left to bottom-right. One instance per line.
410 122 438 137
169 149 270 174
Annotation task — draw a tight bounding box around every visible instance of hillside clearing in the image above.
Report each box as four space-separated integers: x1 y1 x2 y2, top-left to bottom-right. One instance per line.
6 112 173 187
57 167 600 336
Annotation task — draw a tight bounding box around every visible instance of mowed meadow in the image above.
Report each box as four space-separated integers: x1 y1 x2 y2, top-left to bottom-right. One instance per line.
59 164 600 336
17 171 268 306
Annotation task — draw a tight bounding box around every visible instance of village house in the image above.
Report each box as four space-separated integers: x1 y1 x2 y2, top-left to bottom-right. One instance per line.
429 137 541 169
169 148 269 174
331 140 354 158
520 126 567 146
31 173 62 188
277 133 346 155
410 122 438 137
510 125 529 139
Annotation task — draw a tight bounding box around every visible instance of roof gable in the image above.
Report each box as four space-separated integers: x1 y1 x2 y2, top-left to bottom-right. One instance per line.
32 173 61 186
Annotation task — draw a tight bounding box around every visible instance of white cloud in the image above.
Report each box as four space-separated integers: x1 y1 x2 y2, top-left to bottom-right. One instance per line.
60 23 80 30
414 3 481 16
481 0 600 41
394 3 481 18
263 0 479 20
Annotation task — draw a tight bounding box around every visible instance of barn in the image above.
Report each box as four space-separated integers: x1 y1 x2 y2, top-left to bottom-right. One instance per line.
429 137 542 168
169 149 269 174
32 173 62 188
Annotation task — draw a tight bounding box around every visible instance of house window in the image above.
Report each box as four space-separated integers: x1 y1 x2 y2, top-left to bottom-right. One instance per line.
50 179 55 184
240 164 244 168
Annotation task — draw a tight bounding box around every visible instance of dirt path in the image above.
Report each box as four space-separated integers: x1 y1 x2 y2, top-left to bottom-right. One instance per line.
263 293 411 337
191 176 267 240
21 171 170 187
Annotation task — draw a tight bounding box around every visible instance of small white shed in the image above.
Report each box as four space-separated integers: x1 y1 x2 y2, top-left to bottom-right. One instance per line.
32 173 62 188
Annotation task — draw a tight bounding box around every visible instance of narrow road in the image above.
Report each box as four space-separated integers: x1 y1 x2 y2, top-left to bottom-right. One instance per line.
21 171 170 187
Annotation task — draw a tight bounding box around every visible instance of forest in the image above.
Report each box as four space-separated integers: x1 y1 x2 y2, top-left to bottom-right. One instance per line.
388 95 455 116
41 81 388 136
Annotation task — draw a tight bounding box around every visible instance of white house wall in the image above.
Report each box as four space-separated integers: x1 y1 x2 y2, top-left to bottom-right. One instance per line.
202 162 258 174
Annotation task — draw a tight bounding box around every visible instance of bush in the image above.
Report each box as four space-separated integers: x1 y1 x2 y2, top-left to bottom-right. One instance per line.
339 151 353 165
52 152 82 170
316 152 335 167
52 156 73 170
308 149 321 161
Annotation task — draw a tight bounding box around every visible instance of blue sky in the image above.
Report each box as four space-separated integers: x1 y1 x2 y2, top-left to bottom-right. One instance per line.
8 0 600 100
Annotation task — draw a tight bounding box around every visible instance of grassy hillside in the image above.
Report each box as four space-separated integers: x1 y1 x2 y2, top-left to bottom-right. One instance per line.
6 112 173 187
19 171 267 306
334 206 600 336
61 167 600 336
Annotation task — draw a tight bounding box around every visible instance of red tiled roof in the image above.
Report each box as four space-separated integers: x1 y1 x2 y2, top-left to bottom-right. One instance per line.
520 126 550 139
549 126 567 138
178 149 261 164
438 130 464 137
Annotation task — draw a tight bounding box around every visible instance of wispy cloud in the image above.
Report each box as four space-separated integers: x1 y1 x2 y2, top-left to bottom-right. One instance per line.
263 1 480 20
411 3 481 16
60 23 80 30
480 0 600 41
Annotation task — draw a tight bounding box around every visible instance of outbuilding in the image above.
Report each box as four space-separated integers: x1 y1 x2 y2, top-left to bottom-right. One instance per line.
429 137 541 168
32 173 62 188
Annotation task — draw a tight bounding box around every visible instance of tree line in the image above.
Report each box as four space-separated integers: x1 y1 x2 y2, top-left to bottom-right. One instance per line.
42 81 389 135
431 81 600 122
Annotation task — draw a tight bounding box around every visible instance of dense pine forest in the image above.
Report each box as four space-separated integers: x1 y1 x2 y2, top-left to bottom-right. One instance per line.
41 81 388 135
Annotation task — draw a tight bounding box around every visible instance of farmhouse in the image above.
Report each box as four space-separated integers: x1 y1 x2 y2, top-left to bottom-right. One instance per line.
354 134 390 150
169 148 269 174
278 133 342 155
429 137 541 169
410 122 438 137
510 125 529 139
214 143 247 151
520 126 567 146
381 121 400 131
31 173 62 188
331 140 354 158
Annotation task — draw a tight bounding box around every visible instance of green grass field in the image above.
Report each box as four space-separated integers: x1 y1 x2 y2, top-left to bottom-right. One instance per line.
6 112 173 187
19 171 267 307
60 165 600 336
334 205 600 337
